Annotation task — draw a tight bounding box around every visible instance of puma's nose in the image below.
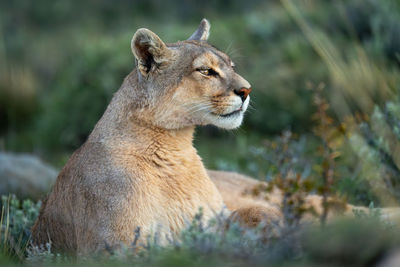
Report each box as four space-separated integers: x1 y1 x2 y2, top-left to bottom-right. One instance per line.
234 87 252 102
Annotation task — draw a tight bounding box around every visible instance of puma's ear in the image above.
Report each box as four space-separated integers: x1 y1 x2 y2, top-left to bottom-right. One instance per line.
188 18 210 41
131 28 171 75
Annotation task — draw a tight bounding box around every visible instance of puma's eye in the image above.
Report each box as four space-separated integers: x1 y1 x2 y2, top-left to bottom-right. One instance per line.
197 68 219 76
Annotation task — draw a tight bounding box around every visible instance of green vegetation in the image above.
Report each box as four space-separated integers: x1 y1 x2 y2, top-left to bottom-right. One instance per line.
1 0 400 265
0 195 40 262
1 194 399 267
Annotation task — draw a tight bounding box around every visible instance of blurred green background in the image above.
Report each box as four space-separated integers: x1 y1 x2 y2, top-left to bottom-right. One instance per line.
1 0 400 206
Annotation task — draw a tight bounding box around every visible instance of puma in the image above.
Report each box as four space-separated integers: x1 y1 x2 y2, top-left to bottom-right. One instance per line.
32 19 252 253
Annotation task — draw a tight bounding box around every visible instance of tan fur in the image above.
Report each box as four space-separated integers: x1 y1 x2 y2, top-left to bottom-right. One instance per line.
209 170 400 226
208 170 349 222
31 19 252 253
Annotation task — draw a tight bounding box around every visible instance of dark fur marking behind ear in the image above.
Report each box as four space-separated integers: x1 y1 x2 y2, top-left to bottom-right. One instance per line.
131 28 169 76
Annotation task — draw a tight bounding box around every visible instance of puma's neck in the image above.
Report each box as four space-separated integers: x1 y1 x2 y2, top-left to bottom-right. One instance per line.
88 74 196 155
117 123 196 155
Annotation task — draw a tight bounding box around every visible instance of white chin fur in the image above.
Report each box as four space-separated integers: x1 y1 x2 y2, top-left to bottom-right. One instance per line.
206 96 250 129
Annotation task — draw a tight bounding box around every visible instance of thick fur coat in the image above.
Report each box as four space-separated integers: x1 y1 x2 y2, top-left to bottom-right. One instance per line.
32 19 251 253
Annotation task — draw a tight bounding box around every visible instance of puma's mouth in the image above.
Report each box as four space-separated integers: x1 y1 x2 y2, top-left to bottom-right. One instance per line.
218 108 242 118
212 100 247 118
205 96 250 129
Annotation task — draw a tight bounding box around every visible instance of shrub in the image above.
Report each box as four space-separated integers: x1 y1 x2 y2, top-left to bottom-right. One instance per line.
344 98 400 205
0 195 41 262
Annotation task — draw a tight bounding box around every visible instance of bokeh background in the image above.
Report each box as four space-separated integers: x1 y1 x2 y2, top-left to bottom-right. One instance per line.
1 0 400 207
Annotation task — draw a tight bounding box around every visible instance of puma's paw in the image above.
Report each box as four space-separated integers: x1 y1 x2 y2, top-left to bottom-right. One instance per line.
228 205 282 236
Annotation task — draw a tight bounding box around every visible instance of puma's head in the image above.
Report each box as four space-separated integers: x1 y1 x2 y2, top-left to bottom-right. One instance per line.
130 19 251 130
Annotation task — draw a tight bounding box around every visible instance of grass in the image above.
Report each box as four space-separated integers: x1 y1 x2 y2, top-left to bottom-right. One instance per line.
0 194 399 266
0 196 41 263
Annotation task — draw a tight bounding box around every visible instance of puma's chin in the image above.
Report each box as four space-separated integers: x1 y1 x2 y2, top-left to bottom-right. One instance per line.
207 96 249 129
211 111 244 129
